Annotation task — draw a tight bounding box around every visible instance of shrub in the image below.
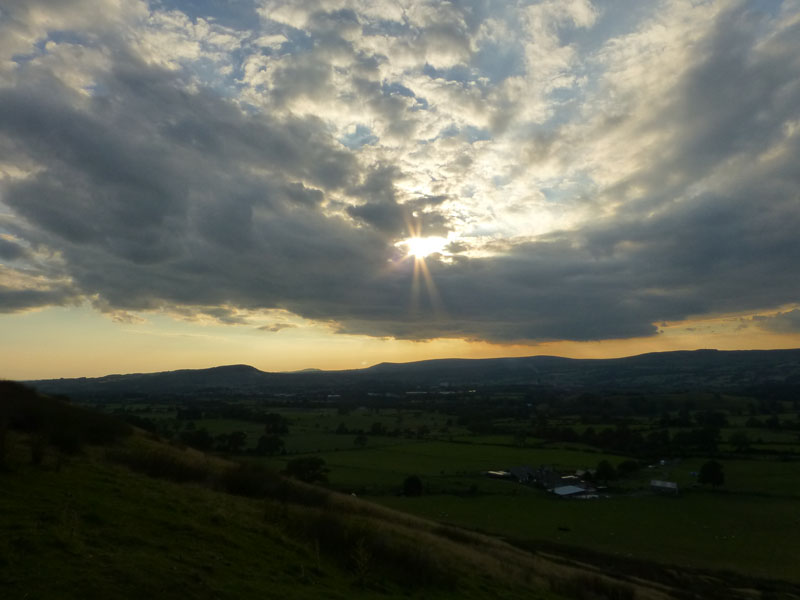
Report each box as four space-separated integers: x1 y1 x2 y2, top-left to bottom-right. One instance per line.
616 460 640 478
218 461 280 497
288 508 454 590
596 460 617 483
180 428 214 451
107 448 210 483
284 456 328 484
402 475 423 496
698 460 724 487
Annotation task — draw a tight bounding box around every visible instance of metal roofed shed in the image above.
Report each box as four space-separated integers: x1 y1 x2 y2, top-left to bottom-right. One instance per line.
552 485 587 497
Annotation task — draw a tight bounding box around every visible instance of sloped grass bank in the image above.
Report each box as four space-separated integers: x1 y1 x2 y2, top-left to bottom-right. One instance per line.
1 426 686 599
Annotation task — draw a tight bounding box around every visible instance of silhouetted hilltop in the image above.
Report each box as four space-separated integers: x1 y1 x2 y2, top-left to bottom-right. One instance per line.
26 348 800 400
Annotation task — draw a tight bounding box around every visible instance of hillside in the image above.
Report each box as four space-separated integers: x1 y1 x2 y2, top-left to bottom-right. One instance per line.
26 348 800 400
0 383 647 599
5 383 797 599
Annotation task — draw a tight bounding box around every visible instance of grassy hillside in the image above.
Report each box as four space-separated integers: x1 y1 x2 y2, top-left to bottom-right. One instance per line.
0 384 645 600
3 383 798 600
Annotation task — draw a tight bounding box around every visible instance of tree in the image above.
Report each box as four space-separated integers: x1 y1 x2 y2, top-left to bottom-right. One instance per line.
695 410 728 428
180 428 214 451
617 459 639 478
255 434 285 456
402 474 423 496
285 456 328 484
698 460 724 487
263 413 289 434
595 460 616 484
215 430 247 454
729 431 751 453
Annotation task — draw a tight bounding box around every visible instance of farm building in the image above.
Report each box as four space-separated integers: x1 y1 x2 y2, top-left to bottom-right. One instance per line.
552 485 590 497
650 480 679 495
484 470 513 479
509 466 535 483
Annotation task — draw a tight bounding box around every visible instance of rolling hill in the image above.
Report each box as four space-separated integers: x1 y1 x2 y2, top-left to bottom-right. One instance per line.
25 348 800 400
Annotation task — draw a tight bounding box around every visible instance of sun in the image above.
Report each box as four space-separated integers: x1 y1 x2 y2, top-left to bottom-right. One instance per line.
400 236 448 259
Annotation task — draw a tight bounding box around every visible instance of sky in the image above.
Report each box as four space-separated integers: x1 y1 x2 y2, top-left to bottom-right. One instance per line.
1 0 800 379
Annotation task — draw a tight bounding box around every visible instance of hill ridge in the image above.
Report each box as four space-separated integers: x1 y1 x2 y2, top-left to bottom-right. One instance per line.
23 348 800 400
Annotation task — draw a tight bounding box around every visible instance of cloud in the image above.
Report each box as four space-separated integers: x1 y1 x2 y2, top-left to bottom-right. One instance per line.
0 236 28 261
0 0 799 346
754 310 800 334
257 322 297 333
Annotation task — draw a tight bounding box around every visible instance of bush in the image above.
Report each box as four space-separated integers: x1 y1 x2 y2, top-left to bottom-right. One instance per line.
698 460 725 487
617 460 640 478
288 508 454 590
218 461 280 497
284 456 328 484
403 475 423 496
180 428 214 451
107 448 210 483
596 460 617 483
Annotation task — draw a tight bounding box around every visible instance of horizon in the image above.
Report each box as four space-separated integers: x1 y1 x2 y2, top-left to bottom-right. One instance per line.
19 345 800 382
2 1 800 380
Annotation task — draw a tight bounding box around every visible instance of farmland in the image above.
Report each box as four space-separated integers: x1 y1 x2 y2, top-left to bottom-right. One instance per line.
91 390 800 587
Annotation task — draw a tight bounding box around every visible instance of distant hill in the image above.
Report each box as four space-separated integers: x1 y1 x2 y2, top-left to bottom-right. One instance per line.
25 348 800 400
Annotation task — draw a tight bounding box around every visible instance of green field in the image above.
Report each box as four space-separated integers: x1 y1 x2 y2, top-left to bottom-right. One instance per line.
377 491 800 581
90 396 800 589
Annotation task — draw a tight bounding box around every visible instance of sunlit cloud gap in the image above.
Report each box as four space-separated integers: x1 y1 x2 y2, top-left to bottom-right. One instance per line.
402 236 448 259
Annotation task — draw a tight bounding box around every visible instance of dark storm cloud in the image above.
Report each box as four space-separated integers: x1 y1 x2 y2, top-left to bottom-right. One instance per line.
0 237 28 260
1 0 799 345
0 286 79 311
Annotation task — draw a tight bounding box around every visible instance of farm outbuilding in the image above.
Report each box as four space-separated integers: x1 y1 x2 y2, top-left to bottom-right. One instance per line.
552 485 587 497
509 466 535 483
650 480 679 495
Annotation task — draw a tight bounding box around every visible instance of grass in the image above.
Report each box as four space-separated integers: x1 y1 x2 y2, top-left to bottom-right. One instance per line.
15 425 774 599
375 487 800 583
1 441 343 599
280 440 621 493
3 432 568 599
65 396 800 598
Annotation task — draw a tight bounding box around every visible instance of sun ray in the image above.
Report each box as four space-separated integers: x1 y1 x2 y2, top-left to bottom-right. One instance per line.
416 255 447 318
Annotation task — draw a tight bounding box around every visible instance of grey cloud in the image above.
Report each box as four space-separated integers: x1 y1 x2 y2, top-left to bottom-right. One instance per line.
270 53 334 107
0 237 28 260
306 8 360 36
257 323 297 332
345 166 451 237
0 285 79 312
596 4 800 218
1 1 799 347
754 310 800 334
